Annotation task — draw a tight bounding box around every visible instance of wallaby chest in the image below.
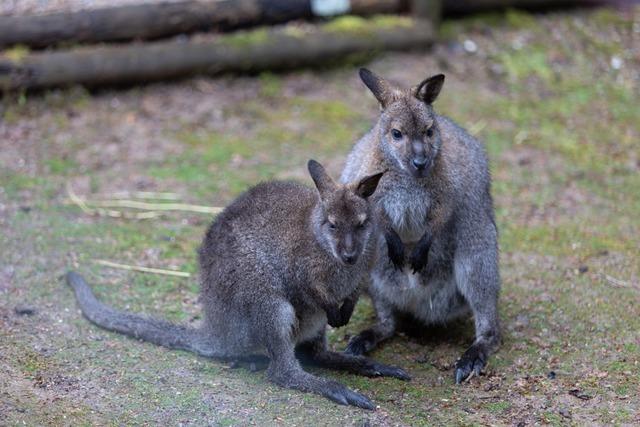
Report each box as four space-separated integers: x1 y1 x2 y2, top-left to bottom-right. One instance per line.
379 177 431 243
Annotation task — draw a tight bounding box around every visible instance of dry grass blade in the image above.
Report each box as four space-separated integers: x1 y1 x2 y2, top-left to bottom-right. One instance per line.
88 199 223 214
94 259 191 278
603 274 638 291
109 191 181 200
66 183 161 219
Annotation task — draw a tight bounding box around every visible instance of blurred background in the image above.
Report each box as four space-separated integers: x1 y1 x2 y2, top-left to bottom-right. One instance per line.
1 1 638 425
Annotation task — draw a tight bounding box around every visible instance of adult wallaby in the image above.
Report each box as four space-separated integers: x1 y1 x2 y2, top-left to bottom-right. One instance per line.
66 159 409 410
340 69 501 384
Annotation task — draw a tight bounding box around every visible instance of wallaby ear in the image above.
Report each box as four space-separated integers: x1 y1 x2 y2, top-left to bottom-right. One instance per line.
414 74 445 105
307 159 336 197
355 171 385 199
359 68 395 108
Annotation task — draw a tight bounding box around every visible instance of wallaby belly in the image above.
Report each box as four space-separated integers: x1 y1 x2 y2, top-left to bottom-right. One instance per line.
370 265 469 324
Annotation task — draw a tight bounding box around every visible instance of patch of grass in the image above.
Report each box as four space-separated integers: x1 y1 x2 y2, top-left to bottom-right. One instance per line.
46 156 78 175
485 401 511 413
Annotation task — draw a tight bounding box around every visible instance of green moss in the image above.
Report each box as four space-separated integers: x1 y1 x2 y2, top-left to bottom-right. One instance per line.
258 72 283 98
3 44 30 62
46 156 78 175
485 401 511 413
223 28 269 49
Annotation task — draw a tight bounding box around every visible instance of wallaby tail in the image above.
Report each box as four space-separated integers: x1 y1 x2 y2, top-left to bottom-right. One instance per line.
66 271 219 358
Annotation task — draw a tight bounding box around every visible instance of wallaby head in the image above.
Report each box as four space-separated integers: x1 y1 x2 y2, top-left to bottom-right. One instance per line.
307 159 384 265
359 68 445 179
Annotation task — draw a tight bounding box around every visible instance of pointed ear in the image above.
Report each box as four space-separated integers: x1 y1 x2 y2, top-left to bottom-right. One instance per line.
307 159 336 197
359 68 395 108
355 171 385 199
414 74 445 104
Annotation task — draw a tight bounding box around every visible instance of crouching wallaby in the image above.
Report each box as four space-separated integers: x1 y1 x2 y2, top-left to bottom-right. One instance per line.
340 69 501 384
66 160 409 410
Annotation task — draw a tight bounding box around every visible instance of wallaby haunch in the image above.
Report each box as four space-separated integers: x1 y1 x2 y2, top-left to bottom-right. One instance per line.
341 69 501 384
66 160 409 409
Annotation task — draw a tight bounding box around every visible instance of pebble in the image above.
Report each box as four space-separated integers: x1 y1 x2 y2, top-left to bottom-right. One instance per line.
463 39 478 54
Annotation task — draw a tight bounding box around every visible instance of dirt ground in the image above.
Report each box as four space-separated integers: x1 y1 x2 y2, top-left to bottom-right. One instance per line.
1 6 639 426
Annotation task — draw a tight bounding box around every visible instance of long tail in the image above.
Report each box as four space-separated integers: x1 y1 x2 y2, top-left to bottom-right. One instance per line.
66 271 219 358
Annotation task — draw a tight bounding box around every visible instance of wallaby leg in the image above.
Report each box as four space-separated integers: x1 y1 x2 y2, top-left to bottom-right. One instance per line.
345 298 396 355
453 249 501 384
298 332 410 381
259 300 375 409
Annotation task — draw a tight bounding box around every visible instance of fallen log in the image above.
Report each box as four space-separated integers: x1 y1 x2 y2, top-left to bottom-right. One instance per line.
0 16 433 91
0 0 405 49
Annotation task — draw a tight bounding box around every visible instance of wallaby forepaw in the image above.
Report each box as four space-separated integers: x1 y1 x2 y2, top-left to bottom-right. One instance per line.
454 345 486 384
408 246 429 274
324 383 375 410
345 330 376 355
326 306 347 328
385 232 405 271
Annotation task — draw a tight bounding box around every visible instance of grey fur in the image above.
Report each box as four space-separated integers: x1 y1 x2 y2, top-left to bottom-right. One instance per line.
66 160 409 410
341 69 501 383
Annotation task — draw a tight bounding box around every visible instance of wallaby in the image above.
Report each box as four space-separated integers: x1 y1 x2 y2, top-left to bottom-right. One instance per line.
340 69 501 384
66 159 409 410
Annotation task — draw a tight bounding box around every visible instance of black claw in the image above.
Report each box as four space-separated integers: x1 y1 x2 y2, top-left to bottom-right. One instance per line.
377 365 411 381
326 389 349 406
454 345 487 384
345 390 375 410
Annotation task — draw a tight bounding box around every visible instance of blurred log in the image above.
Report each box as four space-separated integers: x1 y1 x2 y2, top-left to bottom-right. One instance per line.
0 17 433 91
443 0 602 14
0 0 406 49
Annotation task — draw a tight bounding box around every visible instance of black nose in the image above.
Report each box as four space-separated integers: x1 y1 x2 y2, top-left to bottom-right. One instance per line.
412 157 428 170
341 252 358 265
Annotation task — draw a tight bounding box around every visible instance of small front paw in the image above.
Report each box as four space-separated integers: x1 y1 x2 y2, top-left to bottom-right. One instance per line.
385 232 405 270
408 252 428 273
454 345 487 384
345 330 376 355
326 307 344 328
409 243 430 273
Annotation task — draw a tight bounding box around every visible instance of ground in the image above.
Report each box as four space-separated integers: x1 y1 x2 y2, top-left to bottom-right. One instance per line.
1 6 639 426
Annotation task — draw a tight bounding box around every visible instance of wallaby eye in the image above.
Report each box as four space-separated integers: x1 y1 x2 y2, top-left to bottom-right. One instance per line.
426 128 434 138
391 129 403 140
328 222 337 230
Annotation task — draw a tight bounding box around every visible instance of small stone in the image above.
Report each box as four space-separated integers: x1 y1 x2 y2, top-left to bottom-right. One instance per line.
547 371 556 379
463 39 478 53
610 56 623 70
578 265 588 274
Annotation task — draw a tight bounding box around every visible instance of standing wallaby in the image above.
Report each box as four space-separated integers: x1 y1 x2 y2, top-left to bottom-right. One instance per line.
66 159 409 410
340 69 501 384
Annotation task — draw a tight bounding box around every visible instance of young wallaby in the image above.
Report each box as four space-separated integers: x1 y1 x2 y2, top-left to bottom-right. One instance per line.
66 159 409 410
340 69 501 384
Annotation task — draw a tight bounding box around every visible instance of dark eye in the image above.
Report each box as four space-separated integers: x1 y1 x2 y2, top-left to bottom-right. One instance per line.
357 221 366 229
426 128 434 138
328 222 336 230
391 129 402 140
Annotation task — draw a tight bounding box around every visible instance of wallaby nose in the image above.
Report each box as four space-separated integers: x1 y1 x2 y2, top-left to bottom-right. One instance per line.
341 251 358 265
412 157 428 170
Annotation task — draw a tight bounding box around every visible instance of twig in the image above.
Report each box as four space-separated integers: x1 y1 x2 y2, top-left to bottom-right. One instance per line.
93 259 191 278
66 183 161 219
603 274 637 290
109 191 180 200
87 199 223 214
